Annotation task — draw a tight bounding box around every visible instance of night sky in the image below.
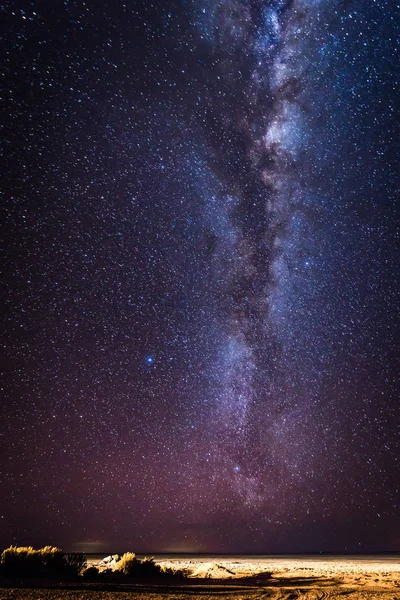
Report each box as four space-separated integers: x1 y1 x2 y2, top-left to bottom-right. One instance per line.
1 0 399 554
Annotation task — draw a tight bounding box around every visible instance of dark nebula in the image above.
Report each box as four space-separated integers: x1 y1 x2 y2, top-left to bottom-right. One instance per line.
1 0 399 553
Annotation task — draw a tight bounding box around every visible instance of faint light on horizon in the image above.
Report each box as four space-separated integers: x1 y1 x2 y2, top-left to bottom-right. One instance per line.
71 541 109 553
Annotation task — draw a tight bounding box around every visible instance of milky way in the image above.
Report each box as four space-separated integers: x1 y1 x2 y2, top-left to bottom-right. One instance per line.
1 0 399 552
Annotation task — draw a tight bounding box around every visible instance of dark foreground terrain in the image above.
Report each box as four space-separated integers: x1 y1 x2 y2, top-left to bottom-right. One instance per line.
0 578 399 600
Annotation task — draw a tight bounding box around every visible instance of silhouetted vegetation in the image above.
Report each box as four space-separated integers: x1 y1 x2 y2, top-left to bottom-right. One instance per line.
0 546 86 578
65 552 87 575
0 547 185 581
112 553 179 578
81 565 100 579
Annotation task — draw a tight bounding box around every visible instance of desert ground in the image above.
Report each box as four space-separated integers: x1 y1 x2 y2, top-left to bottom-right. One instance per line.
1 555 399 599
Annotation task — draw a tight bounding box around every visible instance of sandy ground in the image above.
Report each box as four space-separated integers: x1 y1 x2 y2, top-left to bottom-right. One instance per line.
158 555 400 588
1 556 399 599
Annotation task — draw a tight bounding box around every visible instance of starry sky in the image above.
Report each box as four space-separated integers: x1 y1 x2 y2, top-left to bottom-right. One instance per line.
1 0 399 554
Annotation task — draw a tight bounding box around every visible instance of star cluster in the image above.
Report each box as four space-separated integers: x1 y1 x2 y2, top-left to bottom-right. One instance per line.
1 0 399 553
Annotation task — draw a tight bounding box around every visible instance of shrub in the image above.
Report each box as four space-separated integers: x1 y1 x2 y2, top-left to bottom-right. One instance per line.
1 547 41 578
81 566 99 579
113 553 180 579
113 552 137 576
39 546 66 576
65 553 87 576
0 546 86 578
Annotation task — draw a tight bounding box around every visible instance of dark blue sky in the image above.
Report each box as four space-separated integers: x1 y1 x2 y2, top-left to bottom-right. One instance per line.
1 0 399 553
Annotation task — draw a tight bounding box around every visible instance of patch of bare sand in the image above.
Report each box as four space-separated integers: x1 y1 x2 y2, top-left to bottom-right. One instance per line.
158 556 400 591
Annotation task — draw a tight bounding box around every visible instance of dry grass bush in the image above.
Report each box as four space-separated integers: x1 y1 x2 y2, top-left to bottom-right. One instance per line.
65 552 87 574
0 547 182 580
0 546 86 578
113 553 181 579
112 552 136 575
81 565 100 579
1 547 41 577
